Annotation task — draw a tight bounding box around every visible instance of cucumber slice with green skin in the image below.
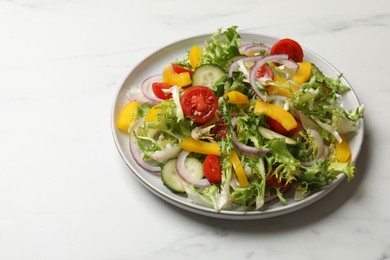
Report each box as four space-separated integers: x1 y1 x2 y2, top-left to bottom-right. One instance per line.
161 157 204 193
161 159 185 194
192 64 225 88
180 157 204 180
258 126 297 145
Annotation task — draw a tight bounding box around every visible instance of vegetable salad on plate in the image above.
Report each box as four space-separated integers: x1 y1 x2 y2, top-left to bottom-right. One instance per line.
116 26 364 212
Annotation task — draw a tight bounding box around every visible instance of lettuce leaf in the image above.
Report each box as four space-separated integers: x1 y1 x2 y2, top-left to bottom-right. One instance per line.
201 26 241 70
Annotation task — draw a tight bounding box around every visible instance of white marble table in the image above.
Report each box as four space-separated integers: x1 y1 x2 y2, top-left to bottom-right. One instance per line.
1 0 389 259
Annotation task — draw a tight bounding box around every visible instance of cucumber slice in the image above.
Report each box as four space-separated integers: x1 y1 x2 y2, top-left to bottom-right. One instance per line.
258 126 297 145
182 157 204 180
161 157 204 193
192 64 225 88
161 159 184 194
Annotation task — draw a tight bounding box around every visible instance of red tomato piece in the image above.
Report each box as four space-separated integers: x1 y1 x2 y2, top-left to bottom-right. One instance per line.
322 84 329 94
202 154 222 183
256 64 274 79
152 82 173 100
270 38 304 62
180 86 218 124
267 117 302 136
211 120 228 140
266 173 293 190
171 64 194 76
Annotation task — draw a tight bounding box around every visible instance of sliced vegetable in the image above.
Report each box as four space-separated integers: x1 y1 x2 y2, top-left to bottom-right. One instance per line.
180 137 220 155
248 54 298 101
202 154 222 183
270 38 304 62
266 173 293 190
129 118 161 173
240 43 270 56
152 82 173 100
254 100 297 131
230 151 249 187
181 86 218 124
116 101 140 133
162 158 185 193
258 126 297 145
163 64 192 87
335 134 351 162
176 151 210 188
141 74 164 103
189 45 202 69
224 91 249 104
267 117 301 136
172 64 194 76
256 64 274 79
293 62 312 84
144 103 162 122
232 130 269 154
267 74 299 98
192 64 225 88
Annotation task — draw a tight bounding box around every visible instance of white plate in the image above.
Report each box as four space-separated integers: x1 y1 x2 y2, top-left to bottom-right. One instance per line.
111 33 364 220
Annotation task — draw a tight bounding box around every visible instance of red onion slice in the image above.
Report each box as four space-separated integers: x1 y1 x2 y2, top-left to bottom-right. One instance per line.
228 56 265 78
129 118 161 174
242 44 270 56
141 74 164 104
176 150 211 188
238 43 254 53
249 54 294 101
231 117 269 155
232 131 269 155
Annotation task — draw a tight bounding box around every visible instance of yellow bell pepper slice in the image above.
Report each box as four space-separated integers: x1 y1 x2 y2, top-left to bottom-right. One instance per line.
335 134 351 163
163 65 192 87
254 100 297 131
180 137 221 156
293 62 312 84
144 101 171 122
144 103 161 123
189 45 202 69
230 151 249 187
224 91 249 104
267 75 299 98
116 101 140 133
267 62 312 97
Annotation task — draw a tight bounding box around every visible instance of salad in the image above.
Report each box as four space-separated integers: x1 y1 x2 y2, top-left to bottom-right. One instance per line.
116 26 364 212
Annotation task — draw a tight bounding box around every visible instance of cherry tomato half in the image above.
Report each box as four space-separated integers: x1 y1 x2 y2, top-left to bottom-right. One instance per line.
181 86 218 124
152 82 173 100
256 64 274 79
267 117 302 136
172 64 194 76
266 173 293 190
202 154 222 183
270 38 304 62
